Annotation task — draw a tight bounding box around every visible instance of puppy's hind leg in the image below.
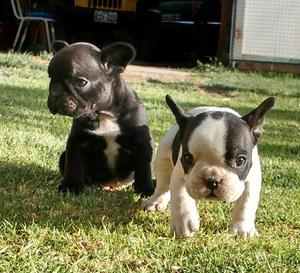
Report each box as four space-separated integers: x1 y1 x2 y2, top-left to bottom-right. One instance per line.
142 154 172 212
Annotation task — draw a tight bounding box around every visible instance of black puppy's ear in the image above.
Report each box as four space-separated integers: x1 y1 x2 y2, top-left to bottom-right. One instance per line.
165 95 190 131
52 40 69 53
242 96 275 143
101 42 136 74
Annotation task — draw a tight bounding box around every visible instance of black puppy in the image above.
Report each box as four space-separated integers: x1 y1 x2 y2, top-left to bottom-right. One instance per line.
47 41 154 196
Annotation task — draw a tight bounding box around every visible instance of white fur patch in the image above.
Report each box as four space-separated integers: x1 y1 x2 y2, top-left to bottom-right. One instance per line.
88 112 121 171
188 115 226 164
89 115 120 136
104 135 120 171
168 160 200 237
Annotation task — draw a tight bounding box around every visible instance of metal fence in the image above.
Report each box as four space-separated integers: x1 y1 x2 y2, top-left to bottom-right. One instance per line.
230 0 300 64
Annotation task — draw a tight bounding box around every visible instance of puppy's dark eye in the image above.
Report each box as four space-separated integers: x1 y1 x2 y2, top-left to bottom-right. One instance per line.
75 78 88 87
236 156 247 167
181 152 194 174
183 153 193 164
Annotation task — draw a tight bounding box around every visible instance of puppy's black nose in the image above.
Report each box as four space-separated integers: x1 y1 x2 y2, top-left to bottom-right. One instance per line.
206 178 219 190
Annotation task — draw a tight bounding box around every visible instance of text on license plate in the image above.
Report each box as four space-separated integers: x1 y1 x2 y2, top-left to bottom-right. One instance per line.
94 10 118 24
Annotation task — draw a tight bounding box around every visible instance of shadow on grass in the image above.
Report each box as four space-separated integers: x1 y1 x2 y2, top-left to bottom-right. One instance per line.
146 78 299 99
0 84 47 109
200 82 299 99
0 83 72 138
0 161 141 232
147 78 199 92
146 78 235 97
0 84 50 125
200 85 236 97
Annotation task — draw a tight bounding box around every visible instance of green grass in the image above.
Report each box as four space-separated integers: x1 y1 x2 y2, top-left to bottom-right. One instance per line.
0 52 299 272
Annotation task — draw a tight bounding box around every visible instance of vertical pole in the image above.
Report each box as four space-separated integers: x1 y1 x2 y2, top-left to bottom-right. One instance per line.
217 0 233 65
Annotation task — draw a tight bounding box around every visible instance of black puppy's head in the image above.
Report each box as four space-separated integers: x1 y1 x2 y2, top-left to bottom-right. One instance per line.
47 41 136 118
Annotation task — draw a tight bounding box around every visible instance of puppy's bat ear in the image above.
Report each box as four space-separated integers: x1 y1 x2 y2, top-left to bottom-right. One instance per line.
101 42 136 74
52 40 69 53
242 96 275 143
165 95 190 131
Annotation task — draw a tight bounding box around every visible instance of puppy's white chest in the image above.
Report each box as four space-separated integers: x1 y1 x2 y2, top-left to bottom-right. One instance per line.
104 135 120 170
87 112 121 170
90 114 120 137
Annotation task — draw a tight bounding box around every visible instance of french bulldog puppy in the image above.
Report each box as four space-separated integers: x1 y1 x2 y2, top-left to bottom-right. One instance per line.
143 95 275 238
47 41 154 196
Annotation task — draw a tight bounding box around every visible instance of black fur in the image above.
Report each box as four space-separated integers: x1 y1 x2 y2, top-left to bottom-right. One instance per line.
224 112 254 181
48 42 154 196
171 113 208 173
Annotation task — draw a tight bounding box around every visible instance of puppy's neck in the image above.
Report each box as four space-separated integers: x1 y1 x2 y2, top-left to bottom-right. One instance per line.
87 111 120 136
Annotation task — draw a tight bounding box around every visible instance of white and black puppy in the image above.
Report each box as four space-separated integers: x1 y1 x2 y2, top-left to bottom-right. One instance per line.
143 95 275 238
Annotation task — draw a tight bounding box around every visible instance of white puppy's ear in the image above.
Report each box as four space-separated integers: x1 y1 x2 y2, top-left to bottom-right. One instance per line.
242 96 275 143
165 95 190 131
52 40 69 53
101 42 136 74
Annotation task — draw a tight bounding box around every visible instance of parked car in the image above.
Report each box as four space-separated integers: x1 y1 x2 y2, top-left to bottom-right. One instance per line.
157 0 221 63
55 0 221 62
55 0 160 58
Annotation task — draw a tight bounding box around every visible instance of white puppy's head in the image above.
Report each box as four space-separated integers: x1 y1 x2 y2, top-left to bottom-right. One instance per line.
166 95 275 202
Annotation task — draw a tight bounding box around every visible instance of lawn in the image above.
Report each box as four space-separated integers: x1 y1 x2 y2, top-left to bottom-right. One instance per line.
0 52 299 273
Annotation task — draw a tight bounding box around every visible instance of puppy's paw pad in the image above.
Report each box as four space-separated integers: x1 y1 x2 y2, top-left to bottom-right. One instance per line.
141 193 170 212
188 219 200 233
141 197 169 212
229 223 259 238
171 215 200 238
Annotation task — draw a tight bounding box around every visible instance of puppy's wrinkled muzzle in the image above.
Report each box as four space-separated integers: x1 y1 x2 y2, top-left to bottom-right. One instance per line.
61 97 77 115
185 164 245 202
47 93 80 117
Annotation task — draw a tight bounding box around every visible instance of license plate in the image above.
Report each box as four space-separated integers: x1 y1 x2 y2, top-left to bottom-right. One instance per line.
94 10 118 24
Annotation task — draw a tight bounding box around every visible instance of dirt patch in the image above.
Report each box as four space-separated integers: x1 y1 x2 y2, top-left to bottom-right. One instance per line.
34 55 51 64
124 65 235 99
198 86 235 97
124 65 206 84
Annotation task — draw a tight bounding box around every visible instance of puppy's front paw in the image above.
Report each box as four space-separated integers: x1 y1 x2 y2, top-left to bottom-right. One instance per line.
171 212 200 238
142 192 170 212
134 183 155 197
229 222 259 238
58 181 84 195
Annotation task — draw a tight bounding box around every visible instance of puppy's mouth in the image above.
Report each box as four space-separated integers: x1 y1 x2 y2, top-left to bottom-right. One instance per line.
207 192 217 198
205 191 220 201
